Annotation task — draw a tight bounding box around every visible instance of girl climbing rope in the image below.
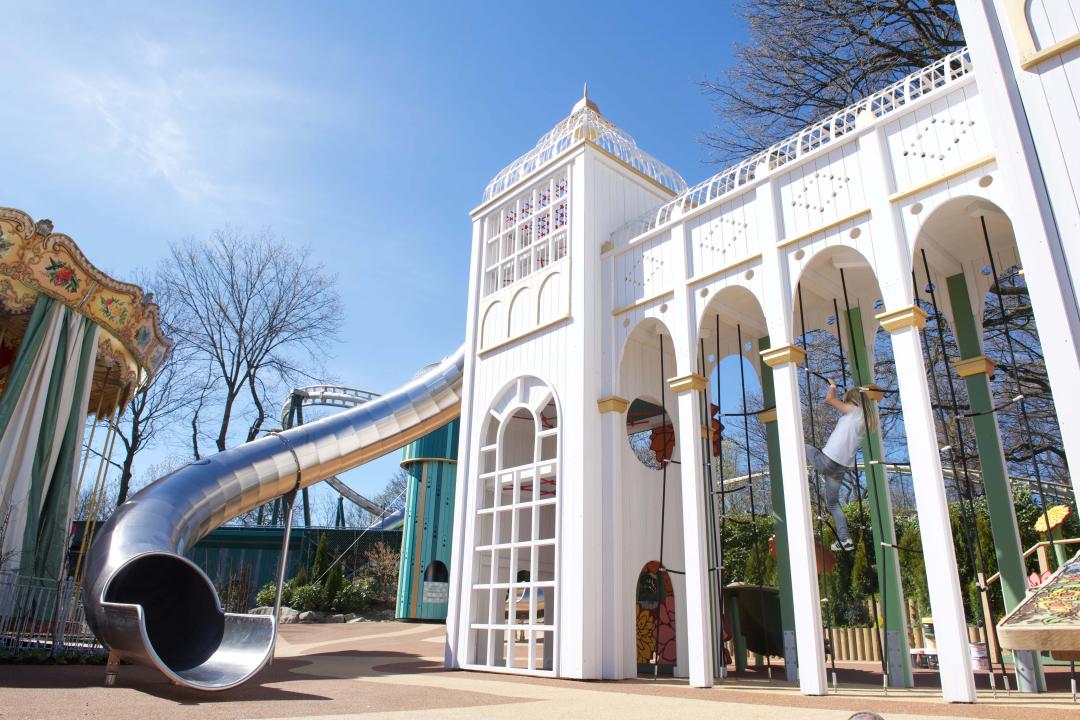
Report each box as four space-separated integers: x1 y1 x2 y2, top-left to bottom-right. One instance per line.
805 378 877 553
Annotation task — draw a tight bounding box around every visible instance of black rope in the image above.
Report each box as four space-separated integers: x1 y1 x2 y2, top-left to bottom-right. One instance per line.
913 256 1006 687
655 332 669 677
838 270 889 685
700 338 725 676
715 315 730 674
797 284 838 682
981 217 1059 559
718 406 776 418
738 322 773 678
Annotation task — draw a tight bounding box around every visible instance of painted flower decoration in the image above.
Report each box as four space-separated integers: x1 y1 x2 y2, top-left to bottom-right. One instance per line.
0 228 12 258
99 296 129 326
636 610 656 663
1035 586 1080 620
44 258 78 292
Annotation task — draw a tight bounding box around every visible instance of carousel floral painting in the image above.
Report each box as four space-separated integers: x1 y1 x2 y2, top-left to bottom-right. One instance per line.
44 257 78 292
636 561 676 671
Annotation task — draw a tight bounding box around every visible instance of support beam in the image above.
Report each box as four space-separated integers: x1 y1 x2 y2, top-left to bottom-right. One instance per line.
945 272 1042 692
843 306 912 687
762 348 827 696
759 336 797 681
880 310 976 703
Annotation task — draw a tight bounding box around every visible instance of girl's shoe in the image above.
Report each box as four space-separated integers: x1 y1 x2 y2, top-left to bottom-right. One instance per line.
830 539 855 553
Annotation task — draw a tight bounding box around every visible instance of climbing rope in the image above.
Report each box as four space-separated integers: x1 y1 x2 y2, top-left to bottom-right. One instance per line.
797 284 839 690
915 250 1006 692
838 269 890 690
736 322 774 680
700 339 726 677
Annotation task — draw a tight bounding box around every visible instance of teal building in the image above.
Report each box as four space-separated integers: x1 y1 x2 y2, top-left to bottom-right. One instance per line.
396 419 459 620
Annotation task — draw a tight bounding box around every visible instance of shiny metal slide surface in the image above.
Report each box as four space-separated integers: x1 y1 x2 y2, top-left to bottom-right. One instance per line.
82 345 464 690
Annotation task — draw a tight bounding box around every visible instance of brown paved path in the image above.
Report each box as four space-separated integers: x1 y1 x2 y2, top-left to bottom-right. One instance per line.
1 622 1078 719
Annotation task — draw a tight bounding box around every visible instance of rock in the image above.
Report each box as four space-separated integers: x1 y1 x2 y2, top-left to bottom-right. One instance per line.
348 616 367 623
248 606 299 623
343 613 356 622
328 614 346 623
299 610 326 623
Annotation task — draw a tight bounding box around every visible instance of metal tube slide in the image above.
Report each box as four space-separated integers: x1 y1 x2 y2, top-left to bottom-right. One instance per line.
82 345 464 690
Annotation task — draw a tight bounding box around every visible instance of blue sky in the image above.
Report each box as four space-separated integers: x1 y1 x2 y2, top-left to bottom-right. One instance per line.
2 1 747 513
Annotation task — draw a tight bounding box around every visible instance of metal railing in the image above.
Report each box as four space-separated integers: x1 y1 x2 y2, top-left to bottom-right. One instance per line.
0 572 103 657
611 48 975 247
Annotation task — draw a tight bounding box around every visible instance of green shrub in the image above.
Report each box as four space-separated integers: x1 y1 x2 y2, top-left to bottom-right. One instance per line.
290 583 326 612
336 578 375 614
323 562 345 608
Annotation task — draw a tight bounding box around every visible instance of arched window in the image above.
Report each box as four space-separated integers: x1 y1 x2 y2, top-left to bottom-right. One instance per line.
469 376 558 674
424 561 449 584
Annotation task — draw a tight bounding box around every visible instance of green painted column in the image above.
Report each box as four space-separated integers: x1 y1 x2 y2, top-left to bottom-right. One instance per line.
396 419 459 621
945 272 1043 692
758 336 797 681
845 306 913 687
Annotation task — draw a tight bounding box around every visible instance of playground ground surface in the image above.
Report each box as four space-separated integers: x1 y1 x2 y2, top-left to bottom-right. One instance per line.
2 622 1078 720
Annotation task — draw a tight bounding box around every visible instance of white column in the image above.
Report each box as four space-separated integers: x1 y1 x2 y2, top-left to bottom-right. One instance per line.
880 307 976 703
669 373 714 687
956 0 1080 503
761 345 828 696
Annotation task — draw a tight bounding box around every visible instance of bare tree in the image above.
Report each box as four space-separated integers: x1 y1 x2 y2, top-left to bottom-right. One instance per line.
701 0 963 163
157 228 342 456
372 469 409 514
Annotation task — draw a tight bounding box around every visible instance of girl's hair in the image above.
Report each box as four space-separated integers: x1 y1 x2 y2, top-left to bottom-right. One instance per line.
842 386 879 432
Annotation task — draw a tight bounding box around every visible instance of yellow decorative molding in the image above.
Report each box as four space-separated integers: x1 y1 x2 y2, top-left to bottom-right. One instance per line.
760 344 806 368
954 355 997 379
611 290 673 317
586 140 678 198
600 240 614 254
756 408 778 424
875 305 929 333
597 395 629 414
778 208 871 249
667 373 707 394
862 385 886 402
478 313 572 356
889 155 996 203
1003 0 1080 70
1021 34 1080 70
687 253 762 288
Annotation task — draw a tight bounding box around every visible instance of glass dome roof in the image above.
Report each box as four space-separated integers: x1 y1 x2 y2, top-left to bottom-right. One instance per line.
483 94 687 202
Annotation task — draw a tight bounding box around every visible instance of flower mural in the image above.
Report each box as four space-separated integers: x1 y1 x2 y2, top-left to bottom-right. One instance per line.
635 561 676 670
44 258 78 292
99 296 129 326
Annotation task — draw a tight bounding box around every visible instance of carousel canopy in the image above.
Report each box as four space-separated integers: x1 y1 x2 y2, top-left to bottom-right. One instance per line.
0 206 171 417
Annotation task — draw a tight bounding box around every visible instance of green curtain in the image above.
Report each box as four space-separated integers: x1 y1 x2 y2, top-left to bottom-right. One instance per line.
0 294 99 582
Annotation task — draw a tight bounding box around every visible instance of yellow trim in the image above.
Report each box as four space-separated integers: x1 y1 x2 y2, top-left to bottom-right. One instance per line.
597 396 630 414
756 408 778 424
760 344 806 368
600 240 614 254
586 141 678 198
889 155 997 203
668 373 708 394
876 305 929 332
478 314 572 356
687 254 763 287
409 463 427 615
954 355 997 379
1021 34 1080 69
1003 0 1080 70
778 208 871 249
611 290 673 317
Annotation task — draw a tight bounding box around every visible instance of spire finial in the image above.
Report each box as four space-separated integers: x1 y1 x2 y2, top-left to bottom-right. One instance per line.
572 81 599 114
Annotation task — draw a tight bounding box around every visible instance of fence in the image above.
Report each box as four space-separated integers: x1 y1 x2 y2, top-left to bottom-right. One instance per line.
0 572 103 658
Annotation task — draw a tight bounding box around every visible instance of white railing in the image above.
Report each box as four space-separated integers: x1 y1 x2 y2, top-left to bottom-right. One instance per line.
0 572 103 657
611 48 974 247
